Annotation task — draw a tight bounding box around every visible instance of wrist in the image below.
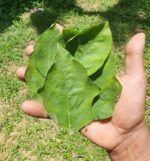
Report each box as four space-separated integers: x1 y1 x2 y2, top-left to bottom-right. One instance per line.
108 123 150 161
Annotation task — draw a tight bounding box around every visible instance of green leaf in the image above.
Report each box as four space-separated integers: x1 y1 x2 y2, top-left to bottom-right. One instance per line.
65 22 112 75
25 52 44 101
25 24 64 101
25 22 121 130
35 24 65 77
62 28 79 43
91 54 121 119
39 44 100 130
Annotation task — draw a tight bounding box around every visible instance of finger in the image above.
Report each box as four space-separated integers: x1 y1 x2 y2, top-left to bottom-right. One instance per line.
25 42 34 56
22 100 49 118
80 120 122 150
116 72 125 86
56 23 64 33
16 67 26 81
125 33 146 77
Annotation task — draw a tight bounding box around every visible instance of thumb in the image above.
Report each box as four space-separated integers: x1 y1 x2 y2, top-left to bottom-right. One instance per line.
125 33 145 77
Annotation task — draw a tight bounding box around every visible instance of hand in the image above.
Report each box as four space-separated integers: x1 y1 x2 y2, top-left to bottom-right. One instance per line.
81 33 148 149
16 32 149 153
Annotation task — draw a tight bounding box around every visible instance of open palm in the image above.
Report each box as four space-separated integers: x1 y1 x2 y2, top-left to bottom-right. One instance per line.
16 31 147 151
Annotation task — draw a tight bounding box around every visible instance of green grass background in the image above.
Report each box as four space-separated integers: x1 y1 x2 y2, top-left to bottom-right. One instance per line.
0 0 150 160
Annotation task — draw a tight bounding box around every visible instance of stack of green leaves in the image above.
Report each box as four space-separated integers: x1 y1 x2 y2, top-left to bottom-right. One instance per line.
25 22 121 131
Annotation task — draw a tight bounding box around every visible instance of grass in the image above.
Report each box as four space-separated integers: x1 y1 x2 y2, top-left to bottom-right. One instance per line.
0 0 150 160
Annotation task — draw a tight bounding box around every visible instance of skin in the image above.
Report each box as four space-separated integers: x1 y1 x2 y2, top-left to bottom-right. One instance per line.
16 27 150 160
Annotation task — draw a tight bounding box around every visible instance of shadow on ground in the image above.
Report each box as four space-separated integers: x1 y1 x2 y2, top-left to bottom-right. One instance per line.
30 0 83 33
0 0 34 32
0 0 80 33
30 0 150 45
1 0 150 45
96 0 150 45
